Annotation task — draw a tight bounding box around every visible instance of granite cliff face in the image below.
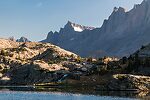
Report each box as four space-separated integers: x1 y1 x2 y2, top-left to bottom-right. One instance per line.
42 0 150 57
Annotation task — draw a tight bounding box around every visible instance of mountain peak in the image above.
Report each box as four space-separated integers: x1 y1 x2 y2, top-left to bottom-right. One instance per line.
142 0 150 3
65 21 72 27
141 0 150 6
16 37 31 42
64 21 95 32
113 7 126 13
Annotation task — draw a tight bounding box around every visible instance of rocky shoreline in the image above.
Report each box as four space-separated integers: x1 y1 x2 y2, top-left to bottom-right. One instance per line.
34 74 150 92
0 39 149 98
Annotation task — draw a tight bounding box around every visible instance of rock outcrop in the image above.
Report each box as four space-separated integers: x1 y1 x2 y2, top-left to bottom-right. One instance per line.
0 39 79 85
108 74 150 91
0 38 19 49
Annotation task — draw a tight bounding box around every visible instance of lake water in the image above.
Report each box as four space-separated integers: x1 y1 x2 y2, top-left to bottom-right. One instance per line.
0 86 142 100
0 90 139 100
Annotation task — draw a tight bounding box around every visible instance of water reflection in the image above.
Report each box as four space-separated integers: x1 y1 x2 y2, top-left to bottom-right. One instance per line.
0 86 146 100
0 90 138 100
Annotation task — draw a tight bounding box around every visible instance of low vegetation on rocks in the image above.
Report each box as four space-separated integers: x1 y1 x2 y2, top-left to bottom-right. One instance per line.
0 39 150 97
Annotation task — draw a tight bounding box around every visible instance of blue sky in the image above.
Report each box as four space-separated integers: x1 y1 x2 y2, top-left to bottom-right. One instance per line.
0 0 143 41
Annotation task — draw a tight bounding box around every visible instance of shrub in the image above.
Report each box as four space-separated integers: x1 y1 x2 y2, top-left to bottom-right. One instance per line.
115 74 126 81
9 53 14 57
87 57 93 62
76 56 82 63
48 60 56 64
97 65 108 75
0 49 8 56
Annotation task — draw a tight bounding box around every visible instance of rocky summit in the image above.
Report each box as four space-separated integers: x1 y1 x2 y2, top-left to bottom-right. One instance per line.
42 0 150 58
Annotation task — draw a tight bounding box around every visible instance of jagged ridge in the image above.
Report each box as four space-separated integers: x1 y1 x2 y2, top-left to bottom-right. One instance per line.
42 0 150 58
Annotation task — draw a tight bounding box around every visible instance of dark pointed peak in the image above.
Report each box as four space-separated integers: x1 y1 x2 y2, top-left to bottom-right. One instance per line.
133 4 140 9
65 20 76 27
54 31 59 34
65 21 81 27
20 36 26 39
47 31 54 37
109 6 126 19
142 0 150 6
113 7 118 12
142 0 149 3
64 21 74 29
118 7 126 12
131 0 150 12
133 0 148 8
49 31 54 34
16 36 30 42
46 31 53 37
113 7 125 13
67 21 72 24
22 36 26 38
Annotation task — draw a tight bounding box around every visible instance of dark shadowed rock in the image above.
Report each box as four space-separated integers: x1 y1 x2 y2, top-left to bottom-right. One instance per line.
108 74 150 91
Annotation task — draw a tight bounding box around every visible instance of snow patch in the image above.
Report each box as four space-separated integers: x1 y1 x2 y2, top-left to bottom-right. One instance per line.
73 26 83 32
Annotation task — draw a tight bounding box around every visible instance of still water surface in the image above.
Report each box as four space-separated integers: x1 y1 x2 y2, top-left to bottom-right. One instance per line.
0 90 139 100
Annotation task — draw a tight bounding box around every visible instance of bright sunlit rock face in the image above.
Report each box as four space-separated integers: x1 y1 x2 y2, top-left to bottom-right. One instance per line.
1 76 10 81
